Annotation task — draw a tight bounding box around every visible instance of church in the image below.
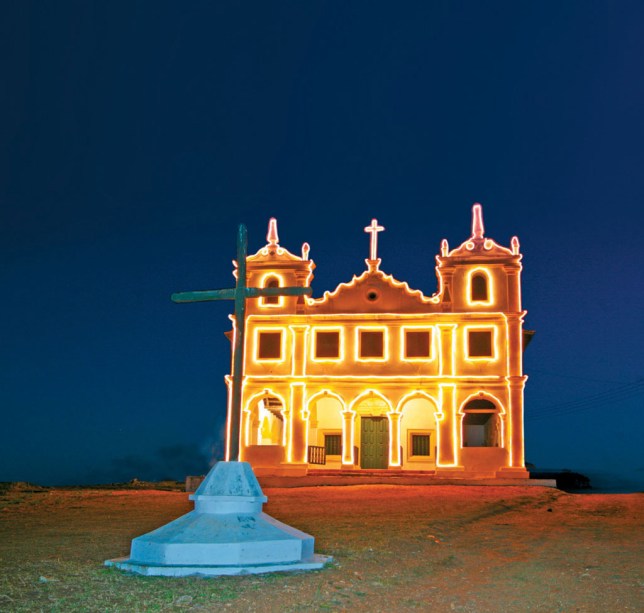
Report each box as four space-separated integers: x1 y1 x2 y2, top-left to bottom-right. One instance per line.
226 204 531 479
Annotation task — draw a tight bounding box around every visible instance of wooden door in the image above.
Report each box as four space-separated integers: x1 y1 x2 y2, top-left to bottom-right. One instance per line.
360 417 389 469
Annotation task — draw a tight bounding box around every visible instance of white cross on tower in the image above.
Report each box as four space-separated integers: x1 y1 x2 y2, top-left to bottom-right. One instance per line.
364 218 385 261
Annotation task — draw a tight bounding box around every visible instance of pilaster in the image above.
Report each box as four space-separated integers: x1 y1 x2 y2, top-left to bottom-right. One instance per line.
388 412 402 467
437 324 457 377
288 382 308 466
341 410 356 466
434 383 462 471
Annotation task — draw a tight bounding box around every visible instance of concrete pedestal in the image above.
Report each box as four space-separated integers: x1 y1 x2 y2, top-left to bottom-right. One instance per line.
105 461 331 577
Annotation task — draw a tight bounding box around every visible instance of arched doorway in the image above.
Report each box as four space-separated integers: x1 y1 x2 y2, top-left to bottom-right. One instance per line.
241 392 287 468
399 395 437 468
307 393 344 468
352 393 391 469
245 395 285 447
462 398 501 447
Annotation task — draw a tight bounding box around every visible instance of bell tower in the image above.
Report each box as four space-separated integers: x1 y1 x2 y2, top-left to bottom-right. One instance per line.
435 203 522 314
434 204 529 477
243 218 315 316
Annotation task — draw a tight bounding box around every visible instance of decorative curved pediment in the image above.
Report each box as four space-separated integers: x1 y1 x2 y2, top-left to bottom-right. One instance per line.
448 236 515 258
445 204 518 260
247 218 308 263
305 262 440 314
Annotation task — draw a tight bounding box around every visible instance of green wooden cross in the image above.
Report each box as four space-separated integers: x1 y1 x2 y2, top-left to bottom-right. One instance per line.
171 224 313 462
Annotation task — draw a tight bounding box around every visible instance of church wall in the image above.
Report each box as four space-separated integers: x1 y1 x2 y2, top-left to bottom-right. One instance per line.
232 208 529 478
243 445 285 469
244 315 513 379
459 448 509 476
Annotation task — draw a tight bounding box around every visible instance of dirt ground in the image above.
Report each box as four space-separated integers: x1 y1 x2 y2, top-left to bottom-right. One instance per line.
0 484 642 612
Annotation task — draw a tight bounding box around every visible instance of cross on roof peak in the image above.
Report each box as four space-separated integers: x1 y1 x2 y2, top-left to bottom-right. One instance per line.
364 218 385 261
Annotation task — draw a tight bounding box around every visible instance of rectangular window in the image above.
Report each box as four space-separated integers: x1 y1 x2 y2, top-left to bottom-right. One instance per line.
324 434 342 456
405 330 432 359
359 330 384 359
411 434 431 457
315 331 340 359
258 331 282 360
468 330 493 358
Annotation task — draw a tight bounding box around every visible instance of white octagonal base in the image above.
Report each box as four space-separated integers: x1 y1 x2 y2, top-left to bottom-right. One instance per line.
105 461 332 577
105 553 331 577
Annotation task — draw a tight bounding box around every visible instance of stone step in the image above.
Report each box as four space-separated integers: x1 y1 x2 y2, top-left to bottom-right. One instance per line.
308 469 436 477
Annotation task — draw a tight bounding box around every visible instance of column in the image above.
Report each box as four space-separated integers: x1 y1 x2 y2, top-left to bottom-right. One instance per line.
289 325 309 377
506 313 525 378
437 324 457 377
224 375 236 462
388 412 402 467
341 410 356 466
509 376 528 466
435 383 462 471
505 267 522 313
289 382 308 465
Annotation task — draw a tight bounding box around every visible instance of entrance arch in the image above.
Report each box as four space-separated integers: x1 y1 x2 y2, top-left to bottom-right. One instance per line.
307 391 345 467
398 393 438 468
351 391 392 469
460 397 503 448
241 391 287 467
243 392 286 447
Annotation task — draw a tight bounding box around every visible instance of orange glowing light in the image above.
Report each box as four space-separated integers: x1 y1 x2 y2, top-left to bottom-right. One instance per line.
224 208 529 479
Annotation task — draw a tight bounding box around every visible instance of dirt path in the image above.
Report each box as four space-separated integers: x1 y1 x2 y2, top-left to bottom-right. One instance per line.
0 485 642 611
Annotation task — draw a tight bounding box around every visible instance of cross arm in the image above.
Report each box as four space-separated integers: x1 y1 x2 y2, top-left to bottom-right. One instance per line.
172 289 236 303
171 286 312 303
248 286 312 298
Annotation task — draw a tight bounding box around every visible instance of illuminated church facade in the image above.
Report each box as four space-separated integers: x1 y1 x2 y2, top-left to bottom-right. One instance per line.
227 205 531 479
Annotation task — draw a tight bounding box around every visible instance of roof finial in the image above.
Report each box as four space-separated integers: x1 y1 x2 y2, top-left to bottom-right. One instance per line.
472 203 484 239
301 242 310 261
267 218 279 246
364 219 385 261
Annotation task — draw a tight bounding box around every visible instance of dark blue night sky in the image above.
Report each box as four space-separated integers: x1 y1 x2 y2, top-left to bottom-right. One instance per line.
2 1 643 489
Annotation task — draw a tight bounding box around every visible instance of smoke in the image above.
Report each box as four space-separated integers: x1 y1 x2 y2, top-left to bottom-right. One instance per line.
83 439 223 484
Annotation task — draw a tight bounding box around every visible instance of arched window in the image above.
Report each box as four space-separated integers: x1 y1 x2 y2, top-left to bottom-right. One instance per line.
253 396 284 445
471 273 488 302
462 399 500 447
261 276 280 306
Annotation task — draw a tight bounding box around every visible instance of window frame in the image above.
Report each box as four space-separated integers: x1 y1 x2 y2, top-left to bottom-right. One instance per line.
400 326 434 361
355 326 388 362
464 326 497 361
311 327 344 362
407 429 434 461
466 267 494 306
255 327 285 362
323 432 343 457
259 274 285 308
